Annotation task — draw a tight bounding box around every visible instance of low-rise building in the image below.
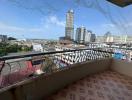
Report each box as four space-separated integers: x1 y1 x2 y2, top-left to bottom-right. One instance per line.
32 44 43 52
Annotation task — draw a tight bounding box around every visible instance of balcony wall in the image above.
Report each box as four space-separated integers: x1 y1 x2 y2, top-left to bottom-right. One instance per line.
1 58 132 100
0 58 112 100
111 59 132 77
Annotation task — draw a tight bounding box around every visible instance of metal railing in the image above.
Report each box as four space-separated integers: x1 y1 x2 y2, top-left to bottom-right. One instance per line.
0 48 113 89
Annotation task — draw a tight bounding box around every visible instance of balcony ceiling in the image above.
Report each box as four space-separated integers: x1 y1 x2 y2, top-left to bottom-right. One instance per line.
107 0 132 7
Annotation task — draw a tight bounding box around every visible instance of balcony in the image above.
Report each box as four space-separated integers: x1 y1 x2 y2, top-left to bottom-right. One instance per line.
0 49 132 100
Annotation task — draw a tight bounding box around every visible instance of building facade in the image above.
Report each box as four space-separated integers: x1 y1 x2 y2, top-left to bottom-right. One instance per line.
84 31 96 43
96 36 104 43
65 9 74 40
0 35 7 42
126 36 132 43
104 32 112 42
90 33 96 42
76 27 86 43
76 28 96 44
32 44 43 52
84 30 91 43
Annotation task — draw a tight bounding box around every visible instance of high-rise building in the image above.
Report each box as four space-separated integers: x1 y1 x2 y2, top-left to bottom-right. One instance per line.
104 32 113 42
84 30 92 43
84 31 96 43
90 33 96 42
112 35 130 43
97 35 132 43
76 27 86 43
103 32 130 43
65 9 74 40
0 35 7 42
76 27 96 44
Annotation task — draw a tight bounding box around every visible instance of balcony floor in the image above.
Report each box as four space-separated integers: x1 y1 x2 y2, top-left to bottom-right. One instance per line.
46 71 132 100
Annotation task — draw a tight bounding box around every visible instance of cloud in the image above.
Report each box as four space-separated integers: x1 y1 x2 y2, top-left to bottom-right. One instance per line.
101 22 132 35
101 23 115 28
47 16 65 27
0 15 65 38
0 22 43 34
0 22 24 31
41 15 65 28
102 22 132 28
125 22 132 27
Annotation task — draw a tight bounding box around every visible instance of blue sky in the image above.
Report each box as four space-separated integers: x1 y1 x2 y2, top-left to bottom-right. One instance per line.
0 0 132 39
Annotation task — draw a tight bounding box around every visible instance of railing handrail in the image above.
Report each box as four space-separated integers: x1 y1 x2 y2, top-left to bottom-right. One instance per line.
0 48 114 61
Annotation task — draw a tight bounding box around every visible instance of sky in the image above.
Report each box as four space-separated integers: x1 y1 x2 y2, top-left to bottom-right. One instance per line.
0 0 132 39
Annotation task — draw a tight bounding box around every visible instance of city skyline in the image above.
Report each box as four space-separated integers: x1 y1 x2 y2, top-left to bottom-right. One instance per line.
0 0 132 39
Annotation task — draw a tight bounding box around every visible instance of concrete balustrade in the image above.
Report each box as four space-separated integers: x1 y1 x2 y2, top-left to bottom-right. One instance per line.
0 58 132 100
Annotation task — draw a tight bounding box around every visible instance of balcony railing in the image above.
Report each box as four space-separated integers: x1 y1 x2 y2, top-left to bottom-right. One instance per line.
0 48 113 89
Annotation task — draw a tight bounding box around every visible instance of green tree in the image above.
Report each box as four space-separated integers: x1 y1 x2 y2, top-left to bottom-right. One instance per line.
0 42 33 57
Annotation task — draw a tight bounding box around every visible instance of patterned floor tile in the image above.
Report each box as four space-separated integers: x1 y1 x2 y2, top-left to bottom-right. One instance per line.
46 71 132 100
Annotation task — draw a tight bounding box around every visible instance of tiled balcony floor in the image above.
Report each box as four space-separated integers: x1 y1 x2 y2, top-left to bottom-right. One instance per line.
46 71 132 100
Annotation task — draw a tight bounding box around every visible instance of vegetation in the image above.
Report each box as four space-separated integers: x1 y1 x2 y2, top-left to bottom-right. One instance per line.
8 37 17 40
41 56 57 73
0 42 32 57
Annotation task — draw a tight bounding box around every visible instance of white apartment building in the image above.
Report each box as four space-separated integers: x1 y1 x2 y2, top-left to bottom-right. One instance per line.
32 44 43 52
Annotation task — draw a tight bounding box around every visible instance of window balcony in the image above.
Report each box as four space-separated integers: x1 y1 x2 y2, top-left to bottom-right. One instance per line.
0 49 132 100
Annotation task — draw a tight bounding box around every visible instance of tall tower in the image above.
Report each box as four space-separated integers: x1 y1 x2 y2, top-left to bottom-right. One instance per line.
65 9 74 40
